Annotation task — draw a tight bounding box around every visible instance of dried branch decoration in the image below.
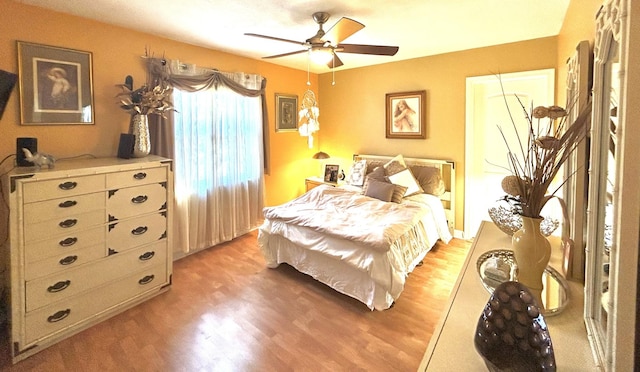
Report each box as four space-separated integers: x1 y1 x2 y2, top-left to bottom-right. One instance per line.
497 84 592 218
115 75 175 118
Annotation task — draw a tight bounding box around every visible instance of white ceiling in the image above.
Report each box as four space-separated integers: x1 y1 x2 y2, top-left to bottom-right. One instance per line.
15 0 570 74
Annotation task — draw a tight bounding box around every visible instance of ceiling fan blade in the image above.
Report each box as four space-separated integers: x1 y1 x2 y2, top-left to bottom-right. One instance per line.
324 17 364 45
244 33 304 46
337 43 399 56
263 50 308 59
327 54 344 69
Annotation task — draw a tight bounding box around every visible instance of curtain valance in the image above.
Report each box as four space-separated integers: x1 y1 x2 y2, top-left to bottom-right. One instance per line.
147 58 266 95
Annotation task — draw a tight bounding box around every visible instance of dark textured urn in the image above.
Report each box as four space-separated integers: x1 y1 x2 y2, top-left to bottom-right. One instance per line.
474 281 556 371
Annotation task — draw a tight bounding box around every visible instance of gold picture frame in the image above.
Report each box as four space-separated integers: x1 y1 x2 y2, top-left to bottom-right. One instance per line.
17 41 95 125
385 90 426 139
275 93 298 132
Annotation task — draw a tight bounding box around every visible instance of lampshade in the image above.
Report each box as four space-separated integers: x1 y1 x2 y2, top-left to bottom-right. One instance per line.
312 151 330 159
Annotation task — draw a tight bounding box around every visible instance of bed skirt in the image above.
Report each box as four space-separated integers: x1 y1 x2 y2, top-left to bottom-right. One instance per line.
257 220 434 311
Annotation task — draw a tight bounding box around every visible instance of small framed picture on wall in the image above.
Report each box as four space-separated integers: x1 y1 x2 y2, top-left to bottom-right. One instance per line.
324 164 339 183
275 93 298 132
385 90 426 139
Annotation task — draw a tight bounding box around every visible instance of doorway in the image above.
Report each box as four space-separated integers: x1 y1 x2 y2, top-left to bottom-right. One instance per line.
464 69 555 238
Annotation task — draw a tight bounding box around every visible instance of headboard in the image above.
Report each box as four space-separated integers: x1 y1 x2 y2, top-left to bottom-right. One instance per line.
353 154 456 233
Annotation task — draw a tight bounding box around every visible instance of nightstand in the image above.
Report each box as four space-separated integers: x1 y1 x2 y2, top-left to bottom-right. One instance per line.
305 176 345 191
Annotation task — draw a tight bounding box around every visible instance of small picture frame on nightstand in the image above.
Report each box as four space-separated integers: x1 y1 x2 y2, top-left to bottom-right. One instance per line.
324 164 339 183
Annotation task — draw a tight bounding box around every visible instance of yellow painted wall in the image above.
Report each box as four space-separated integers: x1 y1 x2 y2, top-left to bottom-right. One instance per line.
0 0 607 232
317 38 558 231
0 0 315 208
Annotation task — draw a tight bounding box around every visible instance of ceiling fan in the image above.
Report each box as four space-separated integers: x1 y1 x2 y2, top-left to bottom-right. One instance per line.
245 12 399 69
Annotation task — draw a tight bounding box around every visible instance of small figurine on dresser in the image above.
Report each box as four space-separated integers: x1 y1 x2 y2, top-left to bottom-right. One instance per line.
21 148 55 169
474 281 556 371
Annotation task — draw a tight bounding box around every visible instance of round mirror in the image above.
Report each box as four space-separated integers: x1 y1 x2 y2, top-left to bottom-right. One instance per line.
476 249 570 316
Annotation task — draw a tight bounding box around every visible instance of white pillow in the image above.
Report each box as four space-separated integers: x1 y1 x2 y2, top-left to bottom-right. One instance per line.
387 168 424 197
347 160 367 186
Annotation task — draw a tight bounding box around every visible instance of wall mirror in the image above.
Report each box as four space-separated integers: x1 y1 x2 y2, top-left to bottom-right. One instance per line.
584 0 623 367
563 40 591 281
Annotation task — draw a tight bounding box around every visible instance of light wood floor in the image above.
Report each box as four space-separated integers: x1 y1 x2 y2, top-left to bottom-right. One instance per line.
0 231 471 372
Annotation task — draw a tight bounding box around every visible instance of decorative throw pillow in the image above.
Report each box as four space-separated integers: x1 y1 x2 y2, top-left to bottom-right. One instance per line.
410 165 446 196
363 178 395 202
366 166 387 182
383 154 407 175
384 161 406 176
365 160 386 175
384 154 406 168
387 168 424 196
347 160 367 186
390 184 409 203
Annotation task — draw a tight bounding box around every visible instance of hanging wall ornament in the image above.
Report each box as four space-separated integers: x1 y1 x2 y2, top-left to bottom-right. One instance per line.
298 89 320 148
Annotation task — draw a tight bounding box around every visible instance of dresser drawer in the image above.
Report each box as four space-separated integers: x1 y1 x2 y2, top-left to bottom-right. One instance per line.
106 166 167 189
107 212 167 253
25 226 106 263
25 243 105 281
24 192 105 225
22 174 105 203
24 263 168 345
24 210 105 244
107 183 167 221
25 240 167 312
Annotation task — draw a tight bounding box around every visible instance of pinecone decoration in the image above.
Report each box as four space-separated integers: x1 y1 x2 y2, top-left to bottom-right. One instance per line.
474 281 556 371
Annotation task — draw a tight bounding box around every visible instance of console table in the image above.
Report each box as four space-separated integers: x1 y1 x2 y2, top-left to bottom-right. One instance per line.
418 221 597 371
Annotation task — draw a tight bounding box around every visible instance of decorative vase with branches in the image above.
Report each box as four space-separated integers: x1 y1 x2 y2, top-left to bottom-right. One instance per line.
115 75 174 157
496 82 591 307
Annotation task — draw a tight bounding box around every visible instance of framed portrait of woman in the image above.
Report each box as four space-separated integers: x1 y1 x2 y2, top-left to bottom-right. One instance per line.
385 90 426 139
17 41 94 125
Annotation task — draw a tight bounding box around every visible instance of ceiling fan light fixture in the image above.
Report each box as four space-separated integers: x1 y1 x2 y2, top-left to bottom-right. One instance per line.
309 47 333 64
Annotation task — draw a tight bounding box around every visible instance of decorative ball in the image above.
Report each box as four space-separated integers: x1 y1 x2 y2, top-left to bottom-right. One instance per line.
501 176 521 197
474 281 556 371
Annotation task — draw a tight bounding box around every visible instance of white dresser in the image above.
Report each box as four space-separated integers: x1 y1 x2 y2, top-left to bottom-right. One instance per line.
419 221 596 371
0 156 173 363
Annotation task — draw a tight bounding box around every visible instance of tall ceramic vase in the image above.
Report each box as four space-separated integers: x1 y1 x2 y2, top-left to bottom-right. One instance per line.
512 216 551 310
130 114 151 158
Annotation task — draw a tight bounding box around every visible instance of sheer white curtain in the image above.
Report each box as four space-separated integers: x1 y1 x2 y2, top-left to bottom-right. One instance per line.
172 74 265 253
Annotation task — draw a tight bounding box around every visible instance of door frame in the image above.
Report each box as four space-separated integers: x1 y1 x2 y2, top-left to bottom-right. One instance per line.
464 69 555 238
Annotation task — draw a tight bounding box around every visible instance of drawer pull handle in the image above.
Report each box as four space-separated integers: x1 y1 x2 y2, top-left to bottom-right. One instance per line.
133 172 147 180
59 219 78 228
131 195 148 204
139 251 155 261
59 237 78 247
131 226 148 235
59 255 78 265
138 275 155 285
47 280 71 293
58 181 77 190
47 309 71 323
58 200 77 208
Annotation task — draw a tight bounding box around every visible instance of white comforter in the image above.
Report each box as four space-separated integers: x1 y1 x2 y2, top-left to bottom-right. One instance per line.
262 186 429 252
259 185 453 308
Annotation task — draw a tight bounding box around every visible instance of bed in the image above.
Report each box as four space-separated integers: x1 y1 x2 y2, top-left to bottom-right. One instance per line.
257 154 456 310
